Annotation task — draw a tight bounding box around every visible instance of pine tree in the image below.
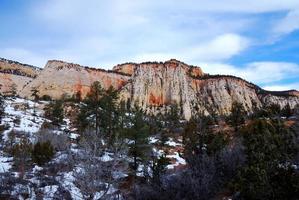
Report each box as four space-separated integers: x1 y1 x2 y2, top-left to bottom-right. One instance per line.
166 103 180 132
125 106 151 176
10 138 32 178
44 100 64 126
99 86 119 140
0 94 5 124
229 102 246 131
77 103 90 132
84 81 104 134
236 119 299 199
150 152 170 186
31 88 39 119
32 141 55 166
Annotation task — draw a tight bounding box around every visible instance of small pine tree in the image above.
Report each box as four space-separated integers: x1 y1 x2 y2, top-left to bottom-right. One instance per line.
150 152 170 186
0 94 5 124
229 102 246 131
165 103 180 131
9 83 17 97
31 88 39 119
44 100 64 126
77 103 90 132
32 141 55 166
10 138 32 178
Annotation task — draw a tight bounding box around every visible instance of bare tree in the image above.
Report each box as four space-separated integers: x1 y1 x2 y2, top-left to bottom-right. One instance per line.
73 129 127 199
36 129 70 152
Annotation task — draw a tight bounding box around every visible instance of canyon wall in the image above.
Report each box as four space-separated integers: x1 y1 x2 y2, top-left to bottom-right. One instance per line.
0 58 298 119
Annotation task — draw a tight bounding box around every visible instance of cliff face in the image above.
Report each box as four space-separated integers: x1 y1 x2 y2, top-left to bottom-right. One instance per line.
0 58 298 119
0 58 41 95
190 77 262 115
20 60 130 99
119 60 200 119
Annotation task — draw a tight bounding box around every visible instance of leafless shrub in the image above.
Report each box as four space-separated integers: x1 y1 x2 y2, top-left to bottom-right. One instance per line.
72 129 127 199
36 129 70 151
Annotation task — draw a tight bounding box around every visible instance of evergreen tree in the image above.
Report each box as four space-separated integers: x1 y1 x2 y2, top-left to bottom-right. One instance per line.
83 81 104 134
150 152 170 186
44 100 64 126
99 86 119 140
32 141 55 166
77 103 90 132
31 88 39 119
165 103 180 132
236 119 299 199
266 103 282 117
77 82 122 143
10 138 32 178
0 94 5 124
125 106 151 176
183 116 228 162
229 102 246 131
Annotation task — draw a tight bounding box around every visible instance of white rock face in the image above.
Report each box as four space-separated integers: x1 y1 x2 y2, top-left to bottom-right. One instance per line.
0 58 40 95
120 60 197 119
191 77 263 115
20 60 130 99
1 58 299 119
0 73 33 95
260 94 299 109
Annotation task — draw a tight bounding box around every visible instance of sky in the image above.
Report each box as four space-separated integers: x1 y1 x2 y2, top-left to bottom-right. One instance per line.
0 0 299 91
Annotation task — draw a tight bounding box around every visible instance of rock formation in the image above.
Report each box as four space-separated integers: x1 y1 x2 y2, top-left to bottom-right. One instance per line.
20 60 130 99
0 58 298 119
0 58 41 95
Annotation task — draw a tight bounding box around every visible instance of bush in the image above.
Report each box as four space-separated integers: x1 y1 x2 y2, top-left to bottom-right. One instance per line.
13 117 21 126
10 138 33 177
40 95 52 101
32 141 55 166
36 129 70 151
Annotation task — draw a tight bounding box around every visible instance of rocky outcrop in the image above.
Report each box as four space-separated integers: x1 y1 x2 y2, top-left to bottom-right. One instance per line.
119 59 198 119
190 76 262 115
20 60 130 99
0 58 298 119
0 58 41 95
0 58 40 78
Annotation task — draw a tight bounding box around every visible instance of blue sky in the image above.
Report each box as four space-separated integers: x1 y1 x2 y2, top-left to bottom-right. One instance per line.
1 0 299 91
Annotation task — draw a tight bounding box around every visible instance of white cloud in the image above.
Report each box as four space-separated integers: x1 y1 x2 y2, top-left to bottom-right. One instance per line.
273 9 299 35
1 0 299 84
132 33 249 63
263 83 299 91
200 61 299 86
188 34 249 62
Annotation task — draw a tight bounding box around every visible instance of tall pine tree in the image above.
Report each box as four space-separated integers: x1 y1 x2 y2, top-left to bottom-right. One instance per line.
125 106 151 176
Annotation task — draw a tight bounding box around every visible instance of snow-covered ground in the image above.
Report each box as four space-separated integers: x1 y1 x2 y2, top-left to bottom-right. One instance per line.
0 97 187 199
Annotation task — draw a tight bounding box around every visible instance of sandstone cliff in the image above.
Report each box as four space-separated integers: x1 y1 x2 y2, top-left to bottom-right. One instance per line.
0 58 298 119
20 60 130 99
0 58 41 95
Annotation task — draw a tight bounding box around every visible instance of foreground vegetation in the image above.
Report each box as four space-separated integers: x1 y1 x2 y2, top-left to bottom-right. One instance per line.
0 82 298 199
